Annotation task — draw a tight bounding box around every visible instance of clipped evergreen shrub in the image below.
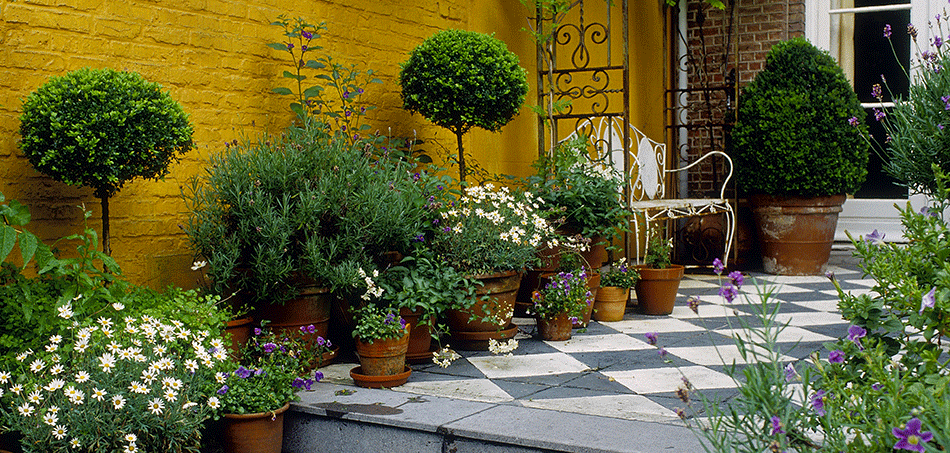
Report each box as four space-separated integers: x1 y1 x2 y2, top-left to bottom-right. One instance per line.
400 29 528 182
19 68 194 254
732 37 869 196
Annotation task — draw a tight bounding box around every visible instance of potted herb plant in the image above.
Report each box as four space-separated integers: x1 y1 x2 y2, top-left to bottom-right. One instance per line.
635 232 684 315
594 258 638 322
530 270 593 341
350 304 411 388
523 135 628 269
426 182 557 350
732 36 869 275
209 325 329 453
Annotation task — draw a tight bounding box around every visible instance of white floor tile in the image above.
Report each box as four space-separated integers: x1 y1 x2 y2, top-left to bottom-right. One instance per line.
544 334 653 353
604 365 736 394
398 378 514 403
716 325 835 344
467 352 589 379
520 394 679 422
665 344 796 366
602 317 705 334
773 311 847 327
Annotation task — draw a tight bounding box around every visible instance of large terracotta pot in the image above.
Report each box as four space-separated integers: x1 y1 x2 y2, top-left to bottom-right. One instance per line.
355 328 410 376
447 271 521 350
751 194 846 275
580 234 609 269
220 402 290 453
576 272 600 328
224 316 253 359
593 286 628 322
257 283 331 342
634 264 684 315
536 312 573 341
400 307 434 364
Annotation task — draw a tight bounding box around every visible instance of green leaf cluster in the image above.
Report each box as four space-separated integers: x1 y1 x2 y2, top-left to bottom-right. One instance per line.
352 304 408 343
19 68 193 199
399 29 528 136
182 122 429 305
600 258 639 289
1 193 52 270
378 255 474 333
733 37 869 197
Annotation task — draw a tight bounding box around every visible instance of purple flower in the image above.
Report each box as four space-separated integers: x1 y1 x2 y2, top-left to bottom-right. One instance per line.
314 371 324 382
884 24 892 38
234 366 252 379
687 296 701 315
871 83 882 99
286 42 294 50
935 36 943 48
828 349 845 364
292 377 306 389
770 415 785 435
943 95 950 110
644 332 658 346
784 363 799 382
307 324 316 334
728 271 744 289
658 347 668 358
919 287 936 314
254 368 265 376
848 116 860 127
712 258 724 275
301 30 313 40
317 336 327 347
343 91 349 99
217 385 229 395
872 383 883 391
263 342 278 353
848 325 867 350
874 108 886 121
719 283 738 303
908 23 918 39
810 390 827 416
864 229 885 245
254 328 262 336
412 234 426 243
825 271 836 281
893 418 933 452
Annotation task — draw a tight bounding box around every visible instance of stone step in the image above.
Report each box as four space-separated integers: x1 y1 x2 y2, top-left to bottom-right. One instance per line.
284 383 705 453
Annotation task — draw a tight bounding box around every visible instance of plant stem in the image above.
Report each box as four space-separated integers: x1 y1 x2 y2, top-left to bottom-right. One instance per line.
100 195 111 257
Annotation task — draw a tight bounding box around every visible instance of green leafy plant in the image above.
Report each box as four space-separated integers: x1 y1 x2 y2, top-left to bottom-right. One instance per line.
351 304 408 343
19 68 194 255
867 19 950 199
0 311 223 453
378 255 473 337
400 29 528 183
182 125 427 305
644 232 673 269
523 135 627 239
1 193 52 269
530 270 592 322
209 325 328 416
732 37 869 197
600 258 639 289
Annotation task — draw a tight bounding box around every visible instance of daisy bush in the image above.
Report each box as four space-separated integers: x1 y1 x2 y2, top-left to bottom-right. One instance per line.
429 183 557 275
0 310 224 453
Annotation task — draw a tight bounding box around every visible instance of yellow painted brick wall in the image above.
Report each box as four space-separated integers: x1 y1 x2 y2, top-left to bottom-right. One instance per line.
0 0 666 289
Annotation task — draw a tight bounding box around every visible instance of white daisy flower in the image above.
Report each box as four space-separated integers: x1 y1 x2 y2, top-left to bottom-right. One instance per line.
17 403 35 416
27 390 43 403
57 303 73 319
147 398 164 415
29 359 46 373
52 424 67 439
0 370 11 383
42 412 58 426
75 370 90 383
207 396 220 409
91 388 107 401
112 394 126 410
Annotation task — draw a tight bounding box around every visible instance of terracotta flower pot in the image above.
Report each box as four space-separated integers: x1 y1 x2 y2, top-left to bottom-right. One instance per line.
751 194 846 275
224 316 253 359
256 284 331 345
634 264 684 315
575 272 600 328
355 329 410 376
400 307 434 364
593 286 628 322
447 271 520 333
536 312 573 341
220 402 290 453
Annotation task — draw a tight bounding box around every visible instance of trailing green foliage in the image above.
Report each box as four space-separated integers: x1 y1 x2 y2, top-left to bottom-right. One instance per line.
1 193 52 270
19 68 193 200
733 37 869 197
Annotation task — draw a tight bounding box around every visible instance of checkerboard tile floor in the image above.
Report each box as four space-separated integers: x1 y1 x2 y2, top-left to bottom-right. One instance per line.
318 263 871 424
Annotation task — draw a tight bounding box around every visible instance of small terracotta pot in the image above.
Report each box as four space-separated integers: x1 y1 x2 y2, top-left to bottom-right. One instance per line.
635 264 684 316
593 286 629 322
221 402 290 453
536 312 574 341
355 329 410 376
400 307 434 364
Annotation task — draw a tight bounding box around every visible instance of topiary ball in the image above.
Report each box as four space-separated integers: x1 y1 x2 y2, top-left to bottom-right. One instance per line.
732 37 869 197
399 29 528 134
19 68 194 199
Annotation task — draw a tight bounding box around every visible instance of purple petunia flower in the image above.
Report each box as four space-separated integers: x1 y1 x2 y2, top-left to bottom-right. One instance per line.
829 350 845 364
848 325 867 350
893 417 933 452
254 328 262 336
920 287 936 314
864 229 885 245
712 258 725 275
317 337 327 347
810 390 827 416
307 324 316 334
314 371 324 382
770 415 785 435
645 332 658 346
292 377 306 389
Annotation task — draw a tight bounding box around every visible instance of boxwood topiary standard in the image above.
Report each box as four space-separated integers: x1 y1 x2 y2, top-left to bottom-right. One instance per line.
19 68 194 255
400 29 528 183
732 37 869 197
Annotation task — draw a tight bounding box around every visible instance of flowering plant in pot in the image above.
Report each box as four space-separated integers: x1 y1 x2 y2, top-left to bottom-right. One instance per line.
0 311 223 453
732 36 869 275
530 270 593 341
350 304 411 387
594 258 639 322
523 134 627 268
635 232 683 316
